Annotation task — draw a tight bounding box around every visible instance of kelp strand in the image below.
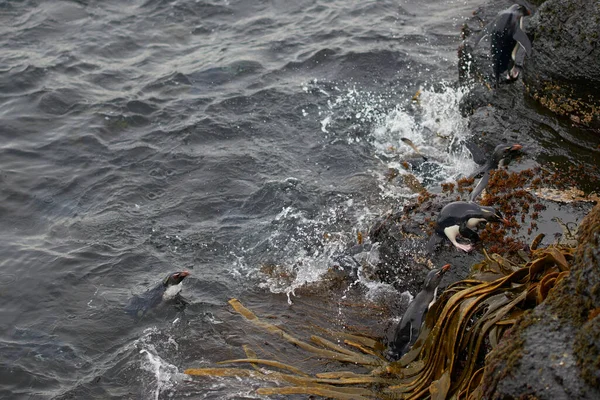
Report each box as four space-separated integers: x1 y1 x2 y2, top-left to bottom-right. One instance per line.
186 245 574 399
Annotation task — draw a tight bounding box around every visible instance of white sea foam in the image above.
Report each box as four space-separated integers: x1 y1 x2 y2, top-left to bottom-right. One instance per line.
372 83 477 182
139 348 180 400
256 83 476 301
134 327 187 400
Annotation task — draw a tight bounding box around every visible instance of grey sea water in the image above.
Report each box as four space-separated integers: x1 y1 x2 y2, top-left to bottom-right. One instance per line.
2 0 582 398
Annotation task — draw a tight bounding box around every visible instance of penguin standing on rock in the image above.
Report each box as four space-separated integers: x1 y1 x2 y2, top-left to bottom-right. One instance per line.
125 271 190 319
469 143 523 201
426 201 508 253
386 264 451 361
475 4 532 87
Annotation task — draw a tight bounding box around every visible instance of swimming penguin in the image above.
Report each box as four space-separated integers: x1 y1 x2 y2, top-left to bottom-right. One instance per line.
469 143 523 201
425 201 508 253
475 4 532 87
386 263 451 361
125 271 190 319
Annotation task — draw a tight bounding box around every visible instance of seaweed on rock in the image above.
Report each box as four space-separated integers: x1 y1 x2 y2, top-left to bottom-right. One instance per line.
185 244 575 399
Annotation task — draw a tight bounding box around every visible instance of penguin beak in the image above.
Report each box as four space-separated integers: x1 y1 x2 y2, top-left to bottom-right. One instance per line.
502 218 510 225
438 264 451 275
510 144 523 152
179 271 190 278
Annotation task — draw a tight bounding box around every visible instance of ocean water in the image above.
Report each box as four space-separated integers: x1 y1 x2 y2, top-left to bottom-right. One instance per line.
0 0 511 398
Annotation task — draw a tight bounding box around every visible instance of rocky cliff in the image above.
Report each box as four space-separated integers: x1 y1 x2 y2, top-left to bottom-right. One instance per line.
454 0 600 397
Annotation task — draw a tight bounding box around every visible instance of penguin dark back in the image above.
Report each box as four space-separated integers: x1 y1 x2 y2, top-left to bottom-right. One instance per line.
124 271 191 320
475 4 532 87
426 201 509 253
386 263 451 361
469 143 524 202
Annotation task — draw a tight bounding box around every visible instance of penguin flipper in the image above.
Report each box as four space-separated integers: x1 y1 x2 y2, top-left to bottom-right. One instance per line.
472 26 490 47
174 294 191 306
469 170 491 201
124 298 150 320
425 233 444 254
459 223 481 243
387 320 412 361
513 28 532 55
465 140 487 167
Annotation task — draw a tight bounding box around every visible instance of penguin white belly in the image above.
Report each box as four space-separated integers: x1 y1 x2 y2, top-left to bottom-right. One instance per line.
510 40 520 79
163 283 183 300
466 218 487 229
513 17 525 56
444 225 474 252
444 225 461 242
511 42 519 61
428 286 439 310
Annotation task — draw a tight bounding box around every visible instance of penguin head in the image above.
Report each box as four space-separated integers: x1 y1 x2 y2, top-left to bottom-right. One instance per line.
162 271 190 287
491 143 522 164
424 263 451 291
509 4 531 17
480 206 510 225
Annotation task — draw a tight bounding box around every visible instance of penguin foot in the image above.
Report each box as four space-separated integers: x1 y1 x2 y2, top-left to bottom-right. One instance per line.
453 243 473 252
384 349 400 362
174 294 191 308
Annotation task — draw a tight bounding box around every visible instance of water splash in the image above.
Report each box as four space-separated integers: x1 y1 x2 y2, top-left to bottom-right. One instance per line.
139 348 180 400
135 327 186 400
247 198 382 303
303 79 398 144
372 83 477 184
249 83 477 300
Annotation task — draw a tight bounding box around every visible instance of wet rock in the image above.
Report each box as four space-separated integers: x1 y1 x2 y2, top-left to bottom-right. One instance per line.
364 165 594 325
458 0 600 191
368 193 493 293
524 0 600 127
460 0 600 128
481 204 600 399
458 0 527 88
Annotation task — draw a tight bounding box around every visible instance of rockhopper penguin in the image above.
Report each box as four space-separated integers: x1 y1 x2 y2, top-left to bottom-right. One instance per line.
386 264 451 361
125 271 190 319
426 201 509 253
469 143 523 201
475 4 532 87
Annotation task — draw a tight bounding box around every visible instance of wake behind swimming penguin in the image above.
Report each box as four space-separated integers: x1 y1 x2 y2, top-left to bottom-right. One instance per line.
426 201 509 253
125 271 190 319
475 4 532 87
386 263 451 361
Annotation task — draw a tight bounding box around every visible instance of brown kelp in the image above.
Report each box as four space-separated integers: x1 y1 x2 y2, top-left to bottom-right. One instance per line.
185 244 574 399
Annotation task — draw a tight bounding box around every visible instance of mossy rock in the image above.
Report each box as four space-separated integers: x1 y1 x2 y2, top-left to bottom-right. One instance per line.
481 204 600 399
524 0 600 127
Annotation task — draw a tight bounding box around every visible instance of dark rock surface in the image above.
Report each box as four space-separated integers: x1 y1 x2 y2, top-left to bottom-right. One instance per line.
368 0 600 395
452 1 600 397
460 0 600 129
362 0 600 304
481 203 600 399
366 183 593 292
458 0 599 190
524 0 600 127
